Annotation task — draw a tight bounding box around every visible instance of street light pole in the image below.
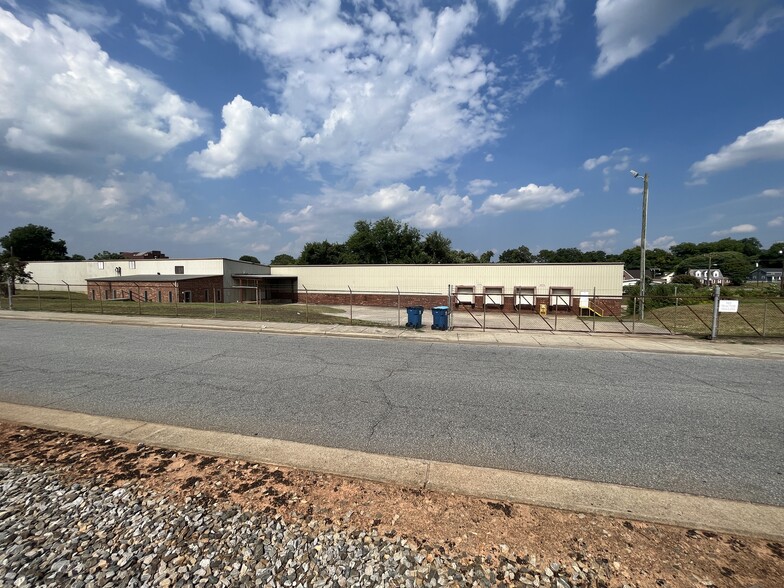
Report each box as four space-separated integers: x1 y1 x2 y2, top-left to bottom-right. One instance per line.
631 170 649 320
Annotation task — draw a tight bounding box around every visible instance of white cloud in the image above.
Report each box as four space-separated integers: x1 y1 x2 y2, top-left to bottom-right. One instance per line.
523 0 567 48
353 183 426 213
186 1 502 185
707 5 784 50
135 21 184 59
466 178 497 196
188 96 304 178
650 235 677 249
768 216 784 227
761 188 784 197
488 0 519 23
484 153 494 162
711 224 757 236
478 184 581 215
582 154 611 171
409 194 474 229
0 171 184 232
628 186 643 195
691 119 784 176
593 0 783 77
0 9 207 173
50 1 120 34
579 239 613 251
591 228 618 238
657 53 675 69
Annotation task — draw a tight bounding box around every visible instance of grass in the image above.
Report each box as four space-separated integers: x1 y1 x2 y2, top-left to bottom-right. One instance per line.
2 289 383 327
4 289 784 337
638 299 784 337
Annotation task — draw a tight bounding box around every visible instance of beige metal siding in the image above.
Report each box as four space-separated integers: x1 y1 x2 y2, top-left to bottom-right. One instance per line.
21 259 227 292
270 264 623 296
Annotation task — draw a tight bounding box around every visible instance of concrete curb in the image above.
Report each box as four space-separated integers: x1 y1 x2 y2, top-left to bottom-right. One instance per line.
2 401 782 541
3 310 784 359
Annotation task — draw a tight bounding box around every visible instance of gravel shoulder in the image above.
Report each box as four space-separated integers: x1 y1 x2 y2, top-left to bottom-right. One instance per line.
1 421 782 587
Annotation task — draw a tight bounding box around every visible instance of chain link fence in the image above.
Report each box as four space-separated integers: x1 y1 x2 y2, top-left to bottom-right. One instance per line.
2 281 782 338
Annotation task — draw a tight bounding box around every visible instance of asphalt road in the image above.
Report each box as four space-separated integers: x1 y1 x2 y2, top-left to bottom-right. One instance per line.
1 319 782 506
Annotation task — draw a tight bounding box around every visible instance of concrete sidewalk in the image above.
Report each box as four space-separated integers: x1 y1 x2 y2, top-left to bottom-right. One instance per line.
1 309 782 359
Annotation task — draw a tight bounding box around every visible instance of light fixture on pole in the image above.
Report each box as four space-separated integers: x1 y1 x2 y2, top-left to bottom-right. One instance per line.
630 170 649 320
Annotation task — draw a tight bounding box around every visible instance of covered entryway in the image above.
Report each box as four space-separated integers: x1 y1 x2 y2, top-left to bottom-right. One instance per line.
232 275 298 302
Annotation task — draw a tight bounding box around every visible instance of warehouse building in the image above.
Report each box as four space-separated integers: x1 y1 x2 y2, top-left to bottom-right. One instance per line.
20 258 623 313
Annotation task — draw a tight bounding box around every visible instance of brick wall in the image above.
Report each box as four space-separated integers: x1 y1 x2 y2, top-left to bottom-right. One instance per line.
87 277 224 303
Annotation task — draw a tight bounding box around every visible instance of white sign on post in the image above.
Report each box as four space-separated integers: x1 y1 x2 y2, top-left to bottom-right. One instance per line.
718 299 739 313
579 291 590 308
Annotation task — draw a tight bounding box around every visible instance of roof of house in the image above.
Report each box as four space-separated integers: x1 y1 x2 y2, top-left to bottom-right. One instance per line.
86 274 221 282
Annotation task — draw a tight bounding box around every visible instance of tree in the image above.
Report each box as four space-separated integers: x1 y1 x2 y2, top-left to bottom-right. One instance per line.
239 255 261 264
298 241 347 265
344 218 423 264
535 247 584 263
671 274 701 287
270 254 297 265
0 251 31 295
1 224 68 261
498 245 533 263
70 254 86 261
451 250 479 263
479 250 494 263
421 231 454 264
93 251 123 260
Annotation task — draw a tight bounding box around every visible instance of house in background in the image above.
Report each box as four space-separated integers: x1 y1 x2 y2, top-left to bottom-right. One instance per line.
688 268 729 286
747 267 782 283
120 250 168 259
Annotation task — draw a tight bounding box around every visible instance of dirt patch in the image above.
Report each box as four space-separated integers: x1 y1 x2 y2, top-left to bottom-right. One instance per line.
1 421 781 587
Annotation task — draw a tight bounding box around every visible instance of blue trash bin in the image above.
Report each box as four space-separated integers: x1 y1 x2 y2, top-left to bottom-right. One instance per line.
431 306 449 330
405 306 424 328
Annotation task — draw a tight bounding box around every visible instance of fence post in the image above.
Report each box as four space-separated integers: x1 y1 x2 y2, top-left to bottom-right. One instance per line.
136 284 142 315
32 280 41 311
302 284 309 323
762 299 768 337
448 284 453 331
6 276 12 310
710 285 720 340
482 291 486 332
632 297 636 333
99 285 104 314
213 289 217 318
257 286 262 321
175 283 179 317
554 295 558 331
396 286 401 328
592 288 597 332
348 285 353 325
673 287 678 334
62 281 72 313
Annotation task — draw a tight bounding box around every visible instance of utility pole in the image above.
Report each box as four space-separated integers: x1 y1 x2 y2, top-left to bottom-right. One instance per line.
631 170 649 320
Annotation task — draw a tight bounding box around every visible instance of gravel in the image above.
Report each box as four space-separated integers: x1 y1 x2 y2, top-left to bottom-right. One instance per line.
0 465 608 587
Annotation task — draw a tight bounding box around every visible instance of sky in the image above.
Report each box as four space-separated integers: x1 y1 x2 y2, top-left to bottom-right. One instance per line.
1 0 783 262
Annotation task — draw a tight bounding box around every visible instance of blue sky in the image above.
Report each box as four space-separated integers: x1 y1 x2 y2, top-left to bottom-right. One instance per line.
1 0 782 261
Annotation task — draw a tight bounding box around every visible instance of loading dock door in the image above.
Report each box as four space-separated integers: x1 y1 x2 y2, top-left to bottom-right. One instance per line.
514 286 535 309
549 287 571 308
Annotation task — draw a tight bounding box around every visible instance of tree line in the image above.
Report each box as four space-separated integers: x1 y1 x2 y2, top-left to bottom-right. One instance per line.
269 218 782 286
2 222 783 289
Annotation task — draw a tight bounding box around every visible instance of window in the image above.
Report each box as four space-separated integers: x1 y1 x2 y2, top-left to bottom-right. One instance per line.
182 291 192 303
174 265 184 274
168 291 173 303
216 290 222 302
113 290 117 299
97 261 105 270
144 290 148 302
157 291 162 303
90 290 95 300
129 261 136 269
205 289 209 301
105 290 109 300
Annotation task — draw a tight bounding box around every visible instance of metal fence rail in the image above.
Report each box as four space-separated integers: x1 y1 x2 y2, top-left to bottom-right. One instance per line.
3 282 783 338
